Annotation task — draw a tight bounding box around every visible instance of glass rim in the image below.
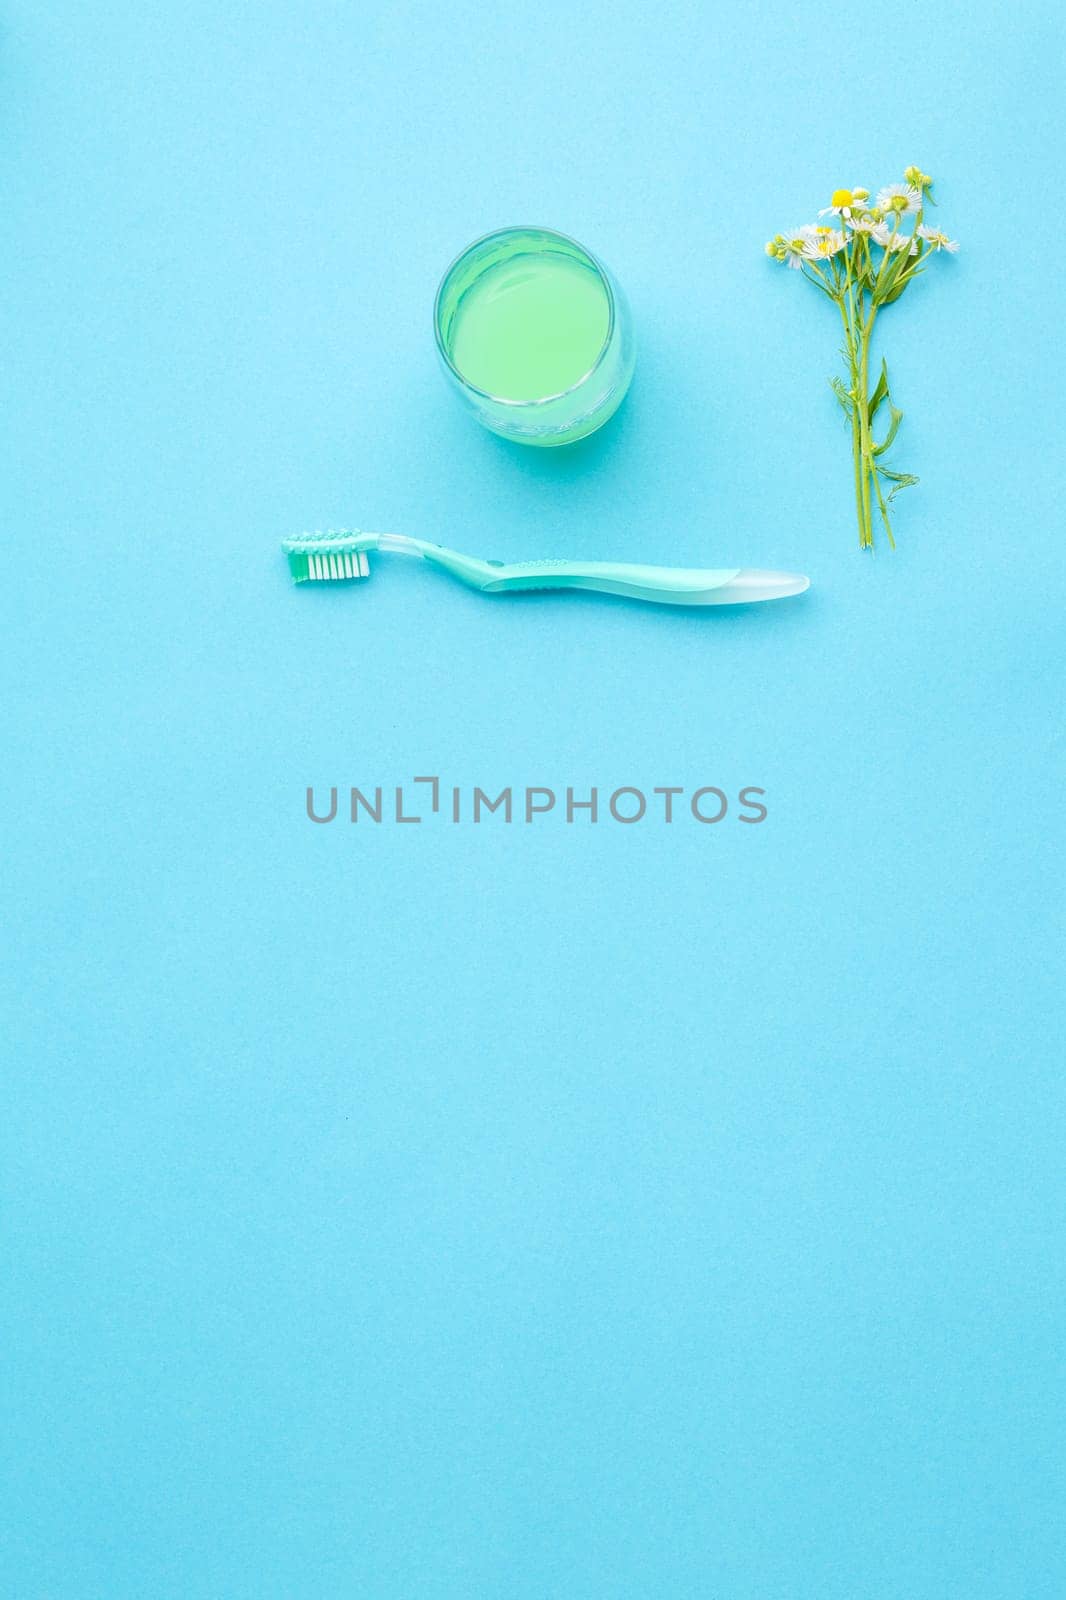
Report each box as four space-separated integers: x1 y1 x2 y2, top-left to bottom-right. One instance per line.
432 225 617 408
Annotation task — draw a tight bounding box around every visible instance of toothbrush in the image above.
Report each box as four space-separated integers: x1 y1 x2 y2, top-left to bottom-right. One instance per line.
281 530 809 607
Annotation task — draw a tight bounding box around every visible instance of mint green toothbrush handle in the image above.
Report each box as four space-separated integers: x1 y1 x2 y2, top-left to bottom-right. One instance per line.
421 547 808 606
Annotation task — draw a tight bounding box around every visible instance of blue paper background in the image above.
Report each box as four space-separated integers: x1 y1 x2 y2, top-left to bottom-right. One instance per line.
4 2 1065 1595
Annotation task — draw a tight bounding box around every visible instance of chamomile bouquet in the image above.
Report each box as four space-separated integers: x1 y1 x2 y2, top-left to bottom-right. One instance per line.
766 168 957 550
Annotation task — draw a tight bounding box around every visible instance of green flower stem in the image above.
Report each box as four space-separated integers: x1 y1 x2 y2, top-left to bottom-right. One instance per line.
870 444 897 550
840 226 874 547
857 229 897 549
859 318 875 547
838 296 867 546
860 303 902 550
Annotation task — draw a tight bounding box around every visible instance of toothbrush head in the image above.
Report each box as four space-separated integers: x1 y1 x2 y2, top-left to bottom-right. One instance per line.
282 531 371 584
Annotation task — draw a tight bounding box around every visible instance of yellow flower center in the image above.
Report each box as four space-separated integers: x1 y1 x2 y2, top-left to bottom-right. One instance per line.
830 189 853 208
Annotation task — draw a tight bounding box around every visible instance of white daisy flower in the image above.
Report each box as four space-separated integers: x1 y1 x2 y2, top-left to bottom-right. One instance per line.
876 183 922 215
781 224 819 269
917 224 959 253
872 223 919 255
819 187 871 219
801 226 848 262
819 187 865 218
847 213 881 233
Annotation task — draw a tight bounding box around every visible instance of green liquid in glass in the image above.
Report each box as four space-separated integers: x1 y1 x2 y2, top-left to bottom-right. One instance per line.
450 252 610 402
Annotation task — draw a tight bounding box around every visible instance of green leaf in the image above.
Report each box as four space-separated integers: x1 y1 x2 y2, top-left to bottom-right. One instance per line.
801 267 838 301
868 358 889 421
882 470 919 505
881 265 925 304
829 375 854 419
879 270 907 306
873 244 917 305
873 402 903 456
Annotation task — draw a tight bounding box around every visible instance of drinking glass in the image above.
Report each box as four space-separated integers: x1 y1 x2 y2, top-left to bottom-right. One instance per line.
433 226 635 447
